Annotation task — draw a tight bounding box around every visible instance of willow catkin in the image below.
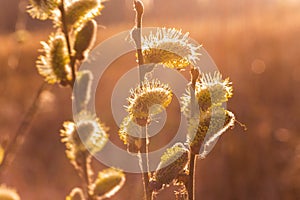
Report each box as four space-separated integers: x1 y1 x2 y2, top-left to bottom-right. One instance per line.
27 0 58 20
154 143 189 186
74 20 97 60
65 0 103 30
127 79 173 120
74 70 93 111
142 28 201 70
36 33 71 85
92 168 125 198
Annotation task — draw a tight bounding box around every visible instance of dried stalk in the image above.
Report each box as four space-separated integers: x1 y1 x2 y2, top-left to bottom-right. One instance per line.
132 1 152 199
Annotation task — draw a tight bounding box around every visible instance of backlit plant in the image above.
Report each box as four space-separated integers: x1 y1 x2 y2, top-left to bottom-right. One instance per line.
28 0 125 200
1 0 239 199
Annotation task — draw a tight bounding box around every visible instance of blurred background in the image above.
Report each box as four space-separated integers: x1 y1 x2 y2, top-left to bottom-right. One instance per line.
0 0 300 199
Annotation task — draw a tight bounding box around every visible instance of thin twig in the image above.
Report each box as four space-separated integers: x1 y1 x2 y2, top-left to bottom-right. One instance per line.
59 0 76 86
132 1 152 199
187 153 196 200
138 127 151 200
186 68 199 200
0 83 48 178
0 0 32 177
133 0 145 81
80 152 93 200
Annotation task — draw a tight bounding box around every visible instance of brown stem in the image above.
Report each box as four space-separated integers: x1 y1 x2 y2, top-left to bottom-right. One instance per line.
75 151 93 200
185 67 200 199
0 83 47 178
59 0 76 86
133 0 145 81
187 153 196 200
81 153 93 200
59 2 94 199
132 1 152 199
139 127 152 200
139 154 151 200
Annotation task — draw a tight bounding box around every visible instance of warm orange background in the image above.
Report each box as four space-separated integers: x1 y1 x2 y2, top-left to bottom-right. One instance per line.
0 0 300 199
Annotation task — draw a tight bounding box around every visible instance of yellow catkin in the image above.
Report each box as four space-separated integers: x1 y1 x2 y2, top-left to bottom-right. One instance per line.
197 72 233 108
127 79 173 119
60 112 109 169
60 121 78 164
65 0 103 30
118 116 143 153
187 106 235 155
27 0 58 20
74 20 97 60
142 28 201 70
36 33 71 85
92 168 125 198
74 111 109 155
154 143 189 185
74 70 93 111
181 71 235 155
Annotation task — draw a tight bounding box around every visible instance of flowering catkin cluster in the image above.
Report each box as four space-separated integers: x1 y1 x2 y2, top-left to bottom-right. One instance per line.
27 0 239 199
29 0 101 86
181 70 236 156
119 79 173 153
60 111 109 169
124 24 237 198
27 1 128 199
153 143 189 188
66 168 125 200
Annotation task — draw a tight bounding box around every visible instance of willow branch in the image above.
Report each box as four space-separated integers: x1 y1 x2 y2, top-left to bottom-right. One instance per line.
132 1 152 200
0 83 47 178
58 2 95 200
59 0 76 86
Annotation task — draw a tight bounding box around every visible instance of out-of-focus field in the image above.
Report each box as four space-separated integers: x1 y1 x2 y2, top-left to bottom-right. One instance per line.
1 1 300 200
